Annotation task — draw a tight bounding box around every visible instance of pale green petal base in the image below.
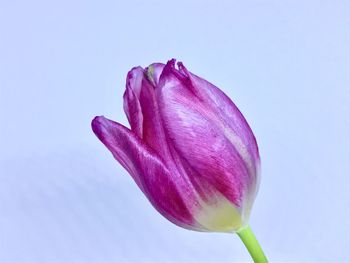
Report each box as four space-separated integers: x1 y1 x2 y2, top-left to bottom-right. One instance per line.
237 225 268 263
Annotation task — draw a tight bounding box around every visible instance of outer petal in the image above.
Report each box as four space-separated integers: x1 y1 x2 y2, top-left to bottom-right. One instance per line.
123 65 169 157
123 67 144 138
178 63 261 217
91 116 199 230
157 60 258 223
178 62 260 173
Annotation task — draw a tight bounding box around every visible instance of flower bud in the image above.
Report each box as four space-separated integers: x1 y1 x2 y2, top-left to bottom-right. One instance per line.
92 59 260 232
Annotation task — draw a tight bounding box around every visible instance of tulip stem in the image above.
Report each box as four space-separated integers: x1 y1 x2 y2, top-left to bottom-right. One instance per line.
237 225 268 263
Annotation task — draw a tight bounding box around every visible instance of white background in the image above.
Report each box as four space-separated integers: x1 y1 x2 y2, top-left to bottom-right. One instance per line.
0 0 349 262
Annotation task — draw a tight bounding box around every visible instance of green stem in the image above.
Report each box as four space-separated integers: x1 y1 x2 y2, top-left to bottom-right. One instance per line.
237 225 268 263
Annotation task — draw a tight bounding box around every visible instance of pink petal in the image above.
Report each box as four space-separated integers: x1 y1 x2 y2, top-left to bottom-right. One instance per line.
178 62 260 170
91 116 200 230
123 67 144 138
157 60 255 208
145 63 165 87
123 66 169 157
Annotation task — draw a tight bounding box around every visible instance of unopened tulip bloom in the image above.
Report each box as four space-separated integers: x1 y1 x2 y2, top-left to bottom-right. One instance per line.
92 59 267 262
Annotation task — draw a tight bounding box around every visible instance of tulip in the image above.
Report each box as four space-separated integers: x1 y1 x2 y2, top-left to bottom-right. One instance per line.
92 59 267 262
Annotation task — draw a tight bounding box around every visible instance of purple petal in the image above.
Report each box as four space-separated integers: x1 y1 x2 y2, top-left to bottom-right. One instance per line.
145 63 165 87
178 62 260 168
123 66 170 157
123 67 144 138
157 60 256 208
91 116 200 230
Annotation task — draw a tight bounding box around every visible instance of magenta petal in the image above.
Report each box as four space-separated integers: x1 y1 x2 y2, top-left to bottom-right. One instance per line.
145 63 165 87
157 63 255 208
123 67 144 138
178 62 260 168
123 66 169 156
91 116 199 229
137 77 167 155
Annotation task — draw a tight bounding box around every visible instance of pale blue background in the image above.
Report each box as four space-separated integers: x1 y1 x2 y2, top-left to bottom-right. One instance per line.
0 0 349 262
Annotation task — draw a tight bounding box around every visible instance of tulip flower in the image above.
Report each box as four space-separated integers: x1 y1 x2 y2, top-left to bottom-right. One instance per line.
92 59 267 262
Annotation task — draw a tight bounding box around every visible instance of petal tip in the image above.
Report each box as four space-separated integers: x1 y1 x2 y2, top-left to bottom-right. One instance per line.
160 58 188 83
167 58 176 66
177 61 189 77
163 58 178 72
91 115 105 136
